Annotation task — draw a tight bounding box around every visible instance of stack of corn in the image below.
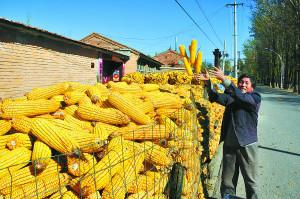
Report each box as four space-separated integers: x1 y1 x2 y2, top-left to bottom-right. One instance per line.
0 80 204 198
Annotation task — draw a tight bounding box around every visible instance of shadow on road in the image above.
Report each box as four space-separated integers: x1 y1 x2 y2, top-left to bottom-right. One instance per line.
258 145 300 157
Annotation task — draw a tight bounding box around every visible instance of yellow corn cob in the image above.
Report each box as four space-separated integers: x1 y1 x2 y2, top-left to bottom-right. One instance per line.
86 191 101 199
31 140 52 170
115 125 170 141
66 130 107 153
127 191 148 199
140 84 159 92
78 95 93 106
183 57 193 75
0 159 61 193
110 82 142 94
51 95 65 102
12 96 28 102
6 133 32 150
179 45 187 57
63 105 78 117
136 100 154 114
0 147 31 171
51 109 65 119
141 141 172 166
64 91 86 105
194 51 203 73
31 118 80 154
0 120 11 135
47 118 89 133
26 82 69 100
11 116 32 133
68 82 91 93
108 92 152 125
72 144 134 196
190 39 197 65
67 153 97 177
4 173 70 199
148 96 183 109
0 99 61 119
76 103 130 125
102 153 144 199
62 190 79 199
86 86 103 103
167 140 197 150
155 108 178 117
92 122 110 140
49 186 68 199
93 122 120 135
127 175 156 194
64 114 93 132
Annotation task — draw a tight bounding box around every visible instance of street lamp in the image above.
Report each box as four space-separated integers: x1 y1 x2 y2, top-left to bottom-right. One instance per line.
265 48 285 89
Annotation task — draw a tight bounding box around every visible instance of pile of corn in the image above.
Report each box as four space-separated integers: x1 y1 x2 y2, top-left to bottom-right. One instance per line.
0 80 205 199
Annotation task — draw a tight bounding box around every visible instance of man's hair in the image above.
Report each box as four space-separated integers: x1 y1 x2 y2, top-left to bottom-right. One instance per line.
238 74 256 89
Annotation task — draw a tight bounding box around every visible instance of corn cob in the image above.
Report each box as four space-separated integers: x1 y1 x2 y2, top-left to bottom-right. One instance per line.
49 186 68 199
101 152 144 199
64 91 86 105
190 39 197 65
4 173 70 199
78 95 93 106
194 51 203 73
127 191 148 199
51 95 65 103
12 96 28 102
0 120 11 135
6 133 32 150
140 84 159 92
110 82 142 94
127 175 156 194
0 99 61 119
72 143 134 196
63 105 78 117
108 92 152 125
31 140 52 170
64 114 93 132
92 122 110 140
0 147 31 171
183 57 193 75
12 116 32 133
51 109 65 119
179 45 187 57
136 100 154 114
115 125 170 141
141 141 172 166
155 108 178 117
68 82 91 93
61 190 79 199
76 103 130 125
26 82 69 100
66 130 107 153
46 118 89 133
148 96 183 109
0 159 61 193
31 118 80 154
86 86 103 103
86 191 101 199
67 153 97 177
93 122 120 135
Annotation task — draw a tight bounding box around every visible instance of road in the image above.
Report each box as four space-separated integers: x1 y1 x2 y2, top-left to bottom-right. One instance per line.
235 86 300 199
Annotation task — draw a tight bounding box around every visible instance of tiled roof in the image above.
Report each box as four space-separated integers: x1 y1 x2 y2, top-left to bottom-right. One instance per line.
153 49 183 66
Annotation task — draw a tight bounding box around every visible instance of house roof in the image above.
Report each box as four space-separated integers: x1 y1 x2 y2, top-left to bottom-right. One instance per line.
153 49 183 66
0 18 129 61
81 33 162 68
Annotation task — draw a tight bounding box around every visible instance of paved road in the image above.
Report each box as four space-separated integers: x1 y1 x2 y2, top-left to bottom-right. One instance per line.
235 86 300 199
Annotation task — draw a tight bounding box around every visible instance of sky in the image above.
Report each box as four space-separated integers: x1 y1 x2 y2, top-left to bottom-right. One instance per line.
0 0 254 63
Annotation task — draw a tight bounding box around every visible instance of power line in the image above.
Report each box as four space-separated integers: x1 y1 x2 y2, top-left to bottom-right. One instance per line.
194 0 223 46
174 0 218 48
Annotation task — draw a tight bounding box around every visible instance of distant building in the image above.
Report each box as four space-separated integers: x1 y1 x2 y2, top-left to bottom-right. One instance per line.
0 18 128 98
81 33 162 76
153 48 183 68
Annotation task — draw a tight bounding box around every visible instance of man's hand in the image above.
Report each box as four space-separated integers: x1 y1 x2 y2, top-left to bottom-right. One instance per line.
209 67 225 81
194 69 210 81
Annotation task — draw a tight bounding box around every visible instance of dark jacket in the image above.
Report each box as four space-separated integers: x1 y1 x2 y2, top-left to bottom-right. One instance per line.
206 80 261 146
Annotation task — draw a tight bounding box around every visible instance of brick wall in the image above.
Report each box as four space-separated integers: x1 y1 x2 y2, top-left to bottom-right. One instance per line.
0 42 98 98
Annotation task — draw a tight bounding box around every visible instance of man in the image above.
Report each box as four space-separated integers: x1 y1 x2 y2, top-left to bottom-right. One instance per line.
194 67 261 199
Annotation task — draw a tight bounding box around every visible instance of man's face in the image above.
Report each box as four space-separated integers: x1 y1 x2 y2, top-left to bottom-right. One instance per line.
238 77 253 93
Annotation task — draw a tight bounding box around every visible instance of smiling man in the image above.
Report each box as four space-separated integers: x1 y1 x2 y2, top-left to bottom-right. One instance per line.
194 67 261 199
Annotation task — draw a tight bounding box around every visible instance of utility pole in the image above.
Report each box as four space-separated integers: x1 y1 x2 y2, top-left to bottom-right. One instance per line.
226 0 243 78
222 40 227 72
175 37 178 52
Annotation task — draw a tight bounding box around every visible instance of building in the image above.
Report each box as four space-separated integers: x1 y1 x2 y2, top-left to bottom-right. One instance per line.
0 18 129 98
80 33 162 74
153 48 183 69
